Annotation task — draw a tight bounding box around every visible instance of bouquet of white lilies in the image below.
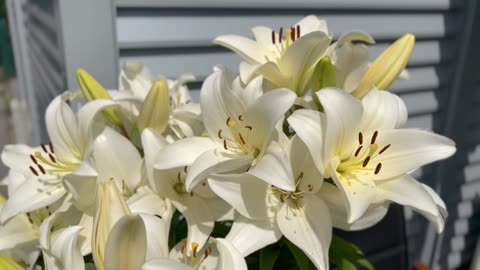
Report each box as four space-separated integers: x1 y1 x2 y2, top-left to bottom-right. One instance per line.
0 15 455 270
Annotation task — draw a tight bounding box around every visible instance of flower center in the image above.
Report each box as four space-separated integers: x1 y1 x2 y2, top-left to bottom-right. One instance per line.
337 131 391 175
271 171 314 209
217 116 259 156
26 206 52 235
28 143 78 178
179 240 213 270
268 25 302 63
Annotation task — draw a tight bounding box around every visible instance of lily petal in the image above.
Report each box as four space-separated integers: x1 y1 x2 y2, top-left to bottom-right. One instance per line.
276 194 332 269
171 194 214 252
208 173 269 220
0 202 36 250
296 15 329 35
137 214 170 259
1 144 38 176
248 141 295 191
104 215 146 270
243 88 296 150
317 88 363 162
77 99 117 149
141 129 168 190
93 127 143 191
377 174 446 232
318 183 388 231
155 137 216 170
0 175 65 223
214 35 264 64
49 226 85 270
142 258 192 270
226 215 281 256
214 238 248 270
63 162 98 213
360 89 407 131
289 136 323 193
288 109 325 175
185 149 253 191
373 129 456 180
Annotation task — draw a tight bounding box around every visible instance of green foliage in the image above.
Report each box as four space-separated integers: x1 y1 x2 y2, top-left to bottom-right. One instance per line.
329 235 375 270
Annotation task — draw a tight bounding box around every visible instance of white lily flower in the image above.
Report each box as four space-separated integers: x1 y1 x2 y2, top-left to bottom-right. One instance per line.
155 67 297 192
288 88 455 230
214 15 332 96
42 226 85 270
209 136 331 269
119 62 202 139
0 94 115 222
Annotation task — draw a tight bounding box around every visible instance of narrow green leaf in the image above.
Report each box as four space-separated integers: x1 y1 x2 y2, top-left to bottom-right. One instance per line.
260 244 281 270
283 238 314 270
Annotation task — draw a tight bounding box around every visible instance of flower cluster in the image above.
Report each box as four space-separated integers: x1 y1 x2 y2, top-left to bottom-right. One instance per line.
0 15 455 270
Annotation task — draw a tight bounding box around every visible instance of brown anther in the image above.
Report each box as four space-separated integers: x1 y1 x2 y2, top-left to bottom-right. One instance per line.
371 131 378 144
244 125 252 130
202 182 206 186
181 239 187 254
362 156 370 167
190 192 194 197
186 100 192 104
48 153 56 163
30 154 38 165
226 117 231 126
354 146 363 157
49 143 54 153
184 166 188 173
279 27 283 43
239 133 246 145
223 140 228 150
308 184 313 192
29 166 39 176
358 132 363 145
374 163 382 175
205 246 213 258
238 115 243 121
177 172 182 182
379 144 391 155
296 25 300 38
37 164 46 175
217 129 223 139
41 144 48 153
271 31 275 44
290 27 295 41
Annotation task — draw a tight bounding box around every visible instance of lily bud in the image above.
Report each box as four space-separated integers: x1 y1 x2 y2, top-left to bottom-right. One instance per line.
311 57 336 110
353 34 415 98
76 69 122 126
92 180 131 270
0 253 23 270
137 80 170 134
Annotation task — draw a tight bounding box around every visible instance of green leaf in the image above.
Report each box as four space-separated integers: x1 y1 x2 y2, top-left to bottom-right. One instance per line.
283 238 314 270
260 244 281 270
329 235 375 270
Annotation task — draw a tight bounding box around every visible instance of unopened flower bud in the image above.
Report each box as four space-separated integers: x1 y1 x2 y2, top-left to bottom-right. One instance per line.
137 80 170 134
76 69 122 126
311 57 336 110
353 34 415 98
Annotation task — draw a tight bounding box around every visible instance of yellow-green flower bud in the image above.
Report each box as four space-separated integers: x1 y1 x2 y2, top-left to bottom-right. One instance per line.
0 253 23 270
311 57 336 110
76 69 122 126
353 34 415 98
137 80 170 134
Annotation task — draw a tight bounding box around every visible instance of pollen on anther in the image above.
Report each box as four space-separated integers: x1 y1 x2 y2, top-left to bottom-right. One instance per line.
37 164 46 175
271 31 275 44
226 117 231 126
184 166 188 173
308 184 313 192
49 154 56 163
354 146 363 157
374 163 382 175
41 144 48 153
29 166 39 176
278 27 283 43
223 140 228 150
290 27 296 41
358 132 363 145
379 144 391 154
238 115 243 121
296 25 300 38
239 133 246 145
217 129 223 139
30 154 38 165
371 131 378 144
362 156 370 167
245 125 252 130
49 143 54 153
